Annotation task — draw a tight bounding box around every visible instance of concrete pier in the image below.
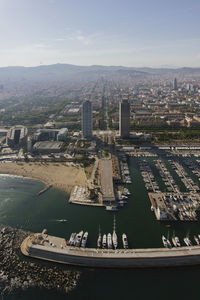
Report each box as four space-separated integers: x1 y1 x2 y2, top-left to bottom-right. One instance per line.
21 233 200 269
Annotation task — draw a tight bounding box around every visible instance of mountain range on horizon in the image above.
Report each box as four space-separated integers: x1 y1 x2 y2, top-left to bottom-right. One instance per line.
1 63 200 72
0 63 199 84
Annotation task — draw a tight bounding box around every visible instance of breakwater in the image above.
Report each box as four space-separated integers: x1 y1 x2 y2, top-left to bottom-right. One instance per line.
0 227 80 297
37 184 52 196
21 233 200 268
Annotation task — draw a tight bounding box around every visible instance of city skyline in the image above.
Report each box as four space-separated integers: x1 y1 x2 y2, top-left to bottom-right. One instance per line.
0 0 200 68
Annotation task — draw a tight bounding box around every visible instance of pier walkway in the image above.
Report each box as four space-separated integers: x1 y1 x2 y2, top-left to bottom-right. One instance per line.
99 159 115 203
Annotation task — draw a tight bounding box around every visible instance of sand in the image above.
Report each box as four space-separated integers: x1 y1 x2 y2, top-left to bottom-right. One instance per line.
0 162 87 194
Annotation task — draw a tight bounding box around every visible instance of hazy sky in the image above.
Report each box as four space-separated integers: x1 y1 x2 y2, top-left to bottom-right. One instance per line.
0 0 200 67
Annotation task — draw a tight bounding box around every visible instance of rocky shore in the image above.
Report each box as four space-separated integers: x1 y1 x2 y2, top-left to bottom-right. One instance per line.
0 226 81 296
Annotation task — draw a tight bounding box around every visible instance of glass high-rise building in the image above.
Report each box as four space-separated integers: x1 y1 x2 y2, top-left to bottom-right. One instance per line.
82 100 92 138
119 99 130 138
173 78 178 90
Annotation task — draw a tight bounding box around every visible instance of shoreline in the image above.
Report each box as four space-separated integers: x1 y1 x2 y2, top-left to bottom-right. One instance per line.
0 162 87 194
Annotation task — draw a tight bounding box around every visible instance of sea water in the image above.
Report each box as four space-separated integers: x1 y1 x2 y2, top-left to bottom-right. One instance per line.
1 157 200 299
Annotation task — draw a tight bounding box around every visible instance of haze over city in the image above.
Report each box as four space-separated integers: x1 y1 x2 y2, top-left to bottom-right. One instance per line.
0 0 200 67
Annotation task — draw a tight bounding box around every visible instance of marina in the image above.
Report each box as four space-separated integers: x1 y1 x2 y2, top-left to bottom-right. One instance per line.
68 154 200 221
137 157 200 221
2 155 200 296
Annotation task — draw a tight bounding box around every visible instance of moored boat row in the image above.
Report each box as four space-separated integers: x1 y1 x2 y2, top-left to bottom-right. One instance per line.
97 217 128 249
97 232 129 249
68 231 88 248
162 234 200 248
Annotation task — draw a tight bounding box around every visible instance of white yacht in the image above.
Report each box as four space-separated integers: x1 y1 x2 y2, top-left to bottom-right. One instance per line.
124 188 130 195
194 235 200 245
75 231 83 247
97 226 101 248
102 234 107 248
122 233 128 249
106 206 118 212
69 233 76 246
172 236 181 247
112 231 117 249
162 235 171 248
184 237 192 246
112 216 118 249
162 235 168 248
107 233 113 249
97 234 101 248
81 232 88 248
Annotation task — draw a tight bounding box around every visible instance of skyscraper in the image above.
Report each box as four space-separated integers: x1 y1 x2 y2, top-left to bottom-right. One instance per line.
82 100 92 138
119 99 130 138
173 78 178 90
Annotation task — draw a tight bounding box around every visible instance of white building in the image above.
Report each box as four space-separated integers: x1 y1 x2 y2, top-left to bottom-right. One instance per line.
57 128 68 141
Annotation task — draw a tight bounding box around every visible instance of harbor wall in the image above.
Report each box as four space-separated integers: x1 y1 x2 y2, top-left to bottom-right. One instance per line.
26 244 200 268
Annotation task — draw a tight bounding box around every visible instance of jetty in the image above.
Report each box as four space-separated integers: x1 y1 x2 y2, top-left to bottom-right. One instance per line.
21 232 200 269
37 185 52 196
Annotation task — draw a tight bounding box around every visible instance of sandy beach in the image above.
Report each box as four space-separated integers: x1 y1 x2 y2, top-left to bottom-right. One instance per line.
0 162 87 194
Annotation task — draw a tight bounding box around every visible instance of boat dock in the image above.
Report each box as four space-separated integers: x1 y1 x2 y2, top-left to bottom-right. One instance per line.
137 158 200 221
69 186 102 206
170 160 199 192
99 158 116 204
155 159 179 193
149 192 177 220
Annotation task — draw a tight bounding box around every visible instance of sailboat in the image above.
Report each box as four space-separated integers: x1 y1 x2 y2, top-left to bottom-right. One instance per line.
102 234 107 248
184 232 192 246
107 233 113 249
112 215 118 249
97 225 102 248
171 231 181 247
162 232 172 248
122 233 129 249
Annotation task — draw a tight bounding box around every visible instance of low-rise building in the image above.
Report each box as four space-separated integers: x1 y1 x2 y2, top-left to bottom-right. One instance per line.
57 128 68 141
33 141 63 154
33 128 68 142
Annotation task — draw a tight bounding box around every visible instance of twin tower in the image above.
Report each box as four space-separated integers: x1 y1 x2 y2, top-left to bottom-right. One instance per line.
82 99 130 139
